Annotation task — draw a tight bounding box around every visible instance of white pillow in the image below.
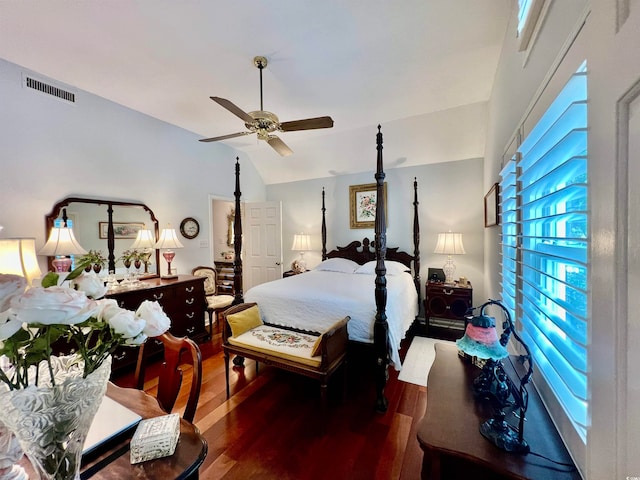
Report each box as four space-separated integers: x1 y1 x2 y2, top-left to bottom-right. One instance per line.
313 258 359 273
354 260 410 276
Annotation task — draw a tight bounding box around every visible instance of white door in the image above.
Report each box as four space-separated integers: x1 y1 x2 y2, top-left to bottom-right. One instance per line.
243 201 282 291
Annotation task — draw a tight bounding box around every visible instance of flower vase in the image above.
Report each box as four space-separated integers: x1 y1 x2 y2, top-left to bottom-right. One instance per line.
92 264 102 274
0 355 112 480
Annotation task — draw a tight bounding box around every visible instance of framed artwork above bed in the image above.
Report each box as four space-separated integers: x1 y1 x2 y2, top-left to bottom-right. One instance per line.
349 182 387 229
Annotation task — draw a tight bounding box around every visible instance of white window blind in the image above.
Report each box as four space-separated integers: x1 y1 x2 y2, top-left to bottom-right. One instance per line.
500 61 588 441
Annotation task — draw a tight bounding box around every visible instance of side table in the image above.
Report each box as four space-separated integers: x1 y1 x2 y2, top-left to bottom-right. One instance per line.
424 281 472 339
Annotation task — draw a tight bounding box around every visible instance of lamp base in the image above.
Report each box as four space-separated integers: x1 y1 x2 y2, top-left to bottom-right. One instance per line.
52 257 72 273
443 256 456 284
479 416 529 454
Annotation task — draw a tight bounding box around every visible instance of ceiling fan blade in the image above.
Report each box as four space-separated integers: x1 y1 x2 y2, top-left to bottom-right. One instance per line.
279 116 334 132
199 131 253 143
210 97 255 124
267 135 293 156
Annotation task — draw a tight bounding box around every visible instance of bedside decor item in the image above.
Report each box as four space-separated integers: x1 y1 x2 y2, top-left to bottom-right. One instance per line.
291 233 311 273
0 268 171 480
179 217 200 240
456 299 533 454
38 226 88 273
0 238 42 286
484 183 499 227
349 182 387 229
433 231 465 284
155 226 184 279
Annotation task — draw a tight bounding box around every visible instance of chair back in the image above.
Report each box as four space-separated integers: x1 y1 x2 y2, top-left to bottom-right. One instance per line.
134 332 203 423
192 266 218 296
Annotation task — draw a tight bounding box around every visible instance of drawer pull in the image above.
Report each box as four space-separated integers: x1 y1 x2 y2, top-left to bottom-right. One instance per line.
186 298 195 305
114 351 127 361
186 326 195 334
187 312 195 319
444 289 454 295
153 292 164 300
153 339 163 347
186 286 195 293
118 301 125 308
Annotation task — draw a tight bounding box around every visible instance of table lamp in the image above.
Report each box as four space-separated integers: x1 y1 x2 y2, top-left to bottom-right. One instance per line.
154 226 183 279
291 233 311 274
433 231 465 284
456 299 533 454
0 238 43 286
38 227 88 272
130 228 156 273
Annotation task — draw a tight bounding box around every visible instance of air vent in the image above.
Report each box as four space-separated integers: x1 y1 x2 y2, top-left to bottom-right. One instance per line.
23 74 76 104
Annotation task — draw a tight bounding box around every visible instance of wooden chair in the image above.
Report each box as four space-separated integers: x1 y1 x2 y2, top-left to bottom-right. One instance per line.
191 265 234 335
134 332 203 423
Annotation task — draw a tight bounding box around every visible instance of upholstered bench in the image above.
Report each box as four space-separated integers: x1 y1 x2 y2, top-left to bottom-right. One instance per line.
221 302 349 410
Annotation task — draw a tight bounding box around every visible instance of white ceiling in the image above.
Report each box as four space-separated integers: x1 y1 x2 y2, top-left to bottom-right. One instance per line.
0 0 513 185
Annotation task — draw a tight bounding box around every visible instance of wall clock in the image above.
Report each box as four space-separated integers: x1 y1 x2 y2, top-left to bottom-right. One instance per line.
179 217 200 239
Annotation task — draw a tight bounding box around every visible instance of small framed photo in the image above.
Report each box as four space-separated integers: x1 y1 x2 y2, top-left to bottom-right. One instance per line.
99 222 145 239
349 182 387 229
484 183 499 227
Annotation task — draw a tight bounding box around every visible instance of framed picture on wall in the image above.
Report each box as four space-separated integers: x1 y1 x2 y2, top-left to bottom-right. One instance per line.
349 182 387 229
99 222 145 239
484 183 499 227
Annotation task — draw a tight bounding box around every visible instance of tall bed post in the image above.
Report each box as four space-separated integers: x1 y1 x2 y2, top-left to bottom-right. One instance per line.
373 125 389 413
321 187 327 261
413 177 421 308
232 157 244 306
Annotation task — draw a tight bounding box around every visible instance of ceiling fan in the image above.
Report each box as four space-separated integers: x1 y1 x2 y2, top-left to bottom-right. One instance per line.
199 56 334 156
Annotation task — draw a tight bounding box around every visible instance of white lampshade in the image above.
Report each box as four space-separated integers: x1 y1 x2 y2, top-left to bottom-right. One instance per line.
38 227 88 256
131 229 156 249
433 232 466 255
291 233 312 252
0 238 42 286
154 228 184 250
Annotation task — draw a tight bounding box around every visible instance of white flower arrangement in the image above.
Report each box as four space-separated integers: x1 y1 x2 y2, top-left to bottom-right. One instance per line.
0 265 171 390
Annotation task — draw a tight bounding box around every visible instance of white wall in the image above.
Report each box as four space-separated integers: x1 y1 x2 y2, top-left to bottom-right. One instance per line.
267 157 486 302
484 1 640 478
0 58 266 276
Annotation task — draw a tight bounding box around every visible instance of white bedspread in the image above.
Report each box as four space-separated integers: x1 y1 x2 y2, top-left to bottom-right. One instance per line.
244 270 418 369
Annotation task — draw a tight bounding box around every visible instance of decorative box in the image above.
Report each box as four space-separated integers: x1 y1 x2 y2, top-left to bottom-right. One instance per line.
130 413 180 464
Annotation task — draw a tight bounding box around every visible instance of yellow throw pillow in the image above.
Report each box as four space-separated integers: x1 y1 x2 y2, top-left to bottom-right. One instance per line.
227 305 263 337
311 334 324 357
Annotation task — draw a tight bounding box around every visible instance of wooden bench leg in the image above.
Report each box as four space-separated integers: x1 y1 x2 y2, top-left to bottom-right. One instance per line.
224 350 231 399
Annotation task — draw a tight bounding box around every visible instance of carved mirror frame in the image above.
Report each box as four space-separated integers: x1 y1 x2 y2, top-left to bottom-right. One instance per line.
45 197 160 276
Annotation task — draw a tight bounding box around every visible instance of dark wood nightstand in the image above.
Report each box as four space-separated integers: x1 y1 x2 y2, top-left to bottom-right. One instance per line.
283 270 308 278
424 281 472 339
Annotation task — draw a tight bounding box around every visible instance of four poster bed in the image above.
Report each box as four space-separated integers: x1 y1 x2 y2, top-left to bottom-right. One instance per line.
229 126 421 412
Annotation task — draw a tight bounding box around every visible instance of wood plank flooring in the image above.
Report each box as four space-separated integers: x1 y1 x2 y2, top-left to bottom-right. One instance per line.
113 325 427 480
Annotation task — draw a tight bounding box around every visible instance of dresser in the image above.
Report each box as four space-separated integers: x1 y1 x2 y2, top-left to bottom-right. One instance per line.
106 275 206 373
214 260 235 295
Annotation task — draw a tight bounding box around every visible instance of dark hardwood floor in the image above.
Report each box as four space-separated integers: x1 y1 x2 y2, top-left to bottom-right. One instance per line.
113 323 427 480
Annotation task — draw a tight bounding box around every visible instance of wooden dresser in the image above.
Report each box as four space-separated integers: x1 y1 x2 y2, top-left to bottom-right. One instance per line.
106 275 206 373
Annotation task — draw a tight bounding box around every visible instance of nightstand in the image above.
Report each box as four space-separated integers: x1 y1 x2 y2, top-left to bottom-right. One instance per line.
424 281 472 340
283 270 308 278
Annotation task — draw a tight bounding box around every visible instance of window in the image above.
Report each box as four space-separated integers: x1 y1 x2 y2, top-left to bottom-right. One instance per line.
500 62 588 441
517 0 546 52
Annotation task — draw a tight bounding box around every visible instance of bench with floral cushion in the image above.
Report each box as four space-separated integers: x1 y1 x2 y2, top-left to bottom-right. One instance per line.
221 302 349 410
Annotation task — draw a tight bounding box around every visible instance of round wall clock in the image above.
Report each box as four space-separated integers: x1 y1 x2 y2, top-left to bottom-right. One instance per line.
179 217 200 239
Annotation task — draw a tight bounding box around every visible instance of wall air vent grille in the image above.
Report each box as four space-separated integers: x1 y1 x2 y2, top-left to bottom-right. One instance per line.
23 75 76 104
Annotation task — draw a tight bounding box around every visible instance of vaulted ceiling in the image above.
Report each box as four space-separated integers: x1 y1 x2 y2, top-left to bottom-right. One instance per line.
0 1 513 184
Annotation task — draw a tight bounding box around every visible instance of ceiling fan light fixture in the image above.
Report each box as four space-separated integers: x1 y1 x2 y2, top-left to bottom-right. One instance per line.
200 55 334 156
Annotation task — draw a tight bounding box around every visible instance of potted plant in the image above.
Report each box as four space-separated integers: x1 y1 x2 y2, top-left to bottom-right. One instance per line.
118 249 137 270
79 249 107 274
